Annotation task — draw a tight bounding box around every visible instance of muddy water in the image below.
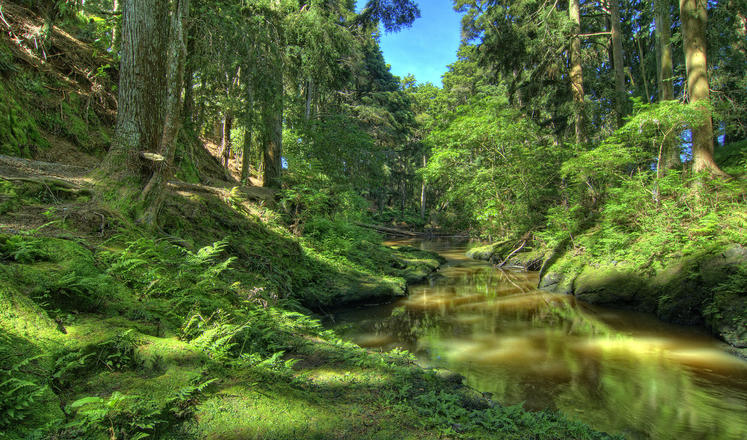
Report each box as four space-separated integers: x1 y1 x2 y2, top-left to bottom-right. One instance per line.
332 240 747 440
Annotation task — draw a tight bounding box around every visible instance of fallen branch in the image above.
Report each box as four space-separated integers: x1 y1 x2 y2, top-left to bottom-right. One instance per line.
498 240 526 268
0 175 91 195
354 222 422 237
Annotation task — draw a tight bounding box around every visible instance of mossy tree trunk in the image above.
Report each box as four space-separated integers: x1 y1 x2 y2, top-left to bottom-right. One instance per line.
139 0 189 227
680 0 727 176
103 0 188 228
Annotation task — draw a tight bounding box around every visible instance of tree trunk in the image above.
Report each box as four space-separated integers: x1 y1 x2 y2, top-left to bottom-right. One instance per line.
241 128 252 182
221 114 233 168
608 0 627 127
262 107 282 188
111 0 118 49
103 0 167 175
569 0 586 144
680 0 727 175
262 43 283 189
636 35 652 102
656 0 674 101
139 0 189 228
656 0 680 170
420 155 426 222
182 33 195 127
305 78 313 121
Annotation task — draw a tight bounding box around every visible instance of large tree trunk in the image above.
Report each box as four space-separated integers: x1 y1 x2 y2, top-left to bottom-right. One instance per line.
139 0 189 227
262 107 282 188
607 0 627 128
103 0 167 175
569 0 586 144
680 0 727 175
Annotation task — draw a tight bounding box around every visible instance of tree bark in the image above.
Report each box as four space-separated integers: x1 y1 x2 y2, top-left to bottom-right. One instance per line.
139 0 189 227
241 128 252 182
607 0 627 127
680 0 727 175
305 78 313 121
656 0 681 170
221 113 233 168
569 0 586 144
656 0 674 101
420 155 426 222
262 107 282 188
103 0 167 175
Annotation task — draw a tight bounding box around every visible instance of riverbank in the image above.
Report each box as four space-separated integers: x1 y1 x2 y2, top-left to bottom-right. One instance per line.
467 238 747 357
336 239 747 440
1 173 620 439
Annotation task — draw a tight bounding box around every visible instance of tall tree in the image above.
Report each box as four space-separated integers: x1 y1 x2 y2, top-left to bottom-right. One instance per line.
655 0 681 170
569 0 586 143
607 0 627 127
679 0 726 175
102 0 188 227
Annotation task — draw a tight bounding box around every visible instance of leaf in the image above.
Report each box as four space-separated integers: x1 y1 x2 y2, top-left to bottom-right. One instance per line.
70 396 104 408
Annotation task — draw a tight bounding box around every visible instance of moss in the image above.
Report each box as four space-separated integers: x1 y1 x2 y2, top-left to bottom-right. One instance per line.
0 82 49 157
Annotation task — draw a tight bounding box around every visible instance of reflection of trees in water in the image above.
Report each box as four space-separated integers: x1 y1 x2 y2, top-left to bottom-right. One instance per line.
337 257 747 440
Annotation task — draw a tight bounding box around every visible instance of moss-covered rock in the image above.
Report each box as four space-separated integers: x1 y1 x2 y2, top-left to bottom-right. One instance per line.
539 244 747 349
573 266 648 307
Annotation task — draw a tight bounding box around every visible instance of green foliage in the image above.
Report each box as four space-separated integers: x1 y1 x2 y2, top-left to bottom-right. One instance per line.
423 93 565 237
0 335 46 428
0 235 52 263
95 329 142 371
103 237 236 316
65 391 164 440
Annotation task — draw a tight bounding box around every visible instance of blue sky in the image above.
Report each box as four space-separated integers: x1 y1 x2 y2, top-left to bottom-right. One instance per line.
356 1 464 87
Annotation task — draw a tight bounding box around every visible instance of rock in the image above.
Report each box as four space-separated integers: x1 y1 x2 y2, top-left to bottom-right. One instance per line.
432 368 465 385
538 271 574 294
573 266 646 307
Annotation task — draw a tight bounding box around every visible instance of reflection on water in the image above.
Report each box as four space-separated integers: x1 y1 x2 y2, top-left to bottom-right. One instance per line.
333 240 747 440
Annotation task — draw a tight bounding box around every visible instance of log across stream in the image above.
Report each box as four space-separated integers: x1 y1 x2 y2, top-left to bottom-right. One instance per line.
328 239 747 440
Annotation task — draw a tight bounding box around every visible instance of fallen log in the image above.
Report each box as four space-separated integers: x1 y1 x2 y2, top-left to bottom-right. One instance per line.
355 222 422 237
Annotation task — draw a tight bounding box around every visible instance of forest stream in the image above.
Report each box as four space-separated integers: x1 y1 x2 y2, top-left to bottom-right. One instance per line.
330 240 747 440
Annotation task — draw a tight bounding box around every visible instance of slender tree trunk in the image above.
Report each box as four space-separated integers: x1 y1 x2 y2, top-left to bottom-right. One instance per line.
111 0 118 48
241 128 252 182
607 0 627 127
183 35 195 126
569 0 586 144
636 35 652 102
139 0 189 227
656 0 674 100
221 114 233 168
680 0 727 175
656 0 680 170
420 155 426 222
305 78 313 121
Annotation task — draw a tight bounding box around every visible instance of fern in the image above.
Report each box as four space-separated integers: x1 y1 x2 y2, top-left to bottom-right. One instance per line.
0 335 46 427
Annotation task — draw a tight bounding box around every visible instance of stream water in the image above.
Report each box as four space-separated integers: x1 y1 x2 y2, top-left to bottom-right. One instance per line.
331 240 747 440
